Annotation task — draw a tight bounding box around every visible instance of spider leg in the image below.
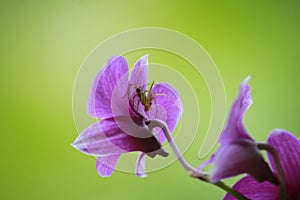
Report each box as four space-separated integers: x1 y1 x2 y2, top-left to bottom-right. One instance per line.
144 81 155 94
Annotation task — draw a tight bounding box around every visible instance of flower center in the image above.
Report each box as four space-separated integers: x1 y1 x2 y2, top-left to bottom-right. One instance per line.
130 81 156 114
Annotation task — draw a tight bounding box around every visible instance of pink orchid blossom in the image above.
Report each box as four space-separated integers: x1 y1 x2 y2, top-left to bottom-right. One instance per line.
72 55 182 177
200 77 277 185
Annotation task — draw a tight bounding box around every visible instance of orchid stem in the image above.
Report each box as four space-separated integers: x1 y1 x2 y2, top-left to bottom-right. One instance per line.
196 177 249 200
148 119 206 178
257 143 286 200
196 176 250 200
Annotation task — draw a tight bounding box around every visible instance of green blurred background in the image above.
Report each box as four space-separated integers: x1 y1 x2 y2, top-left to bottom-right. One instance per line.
1 0 299 199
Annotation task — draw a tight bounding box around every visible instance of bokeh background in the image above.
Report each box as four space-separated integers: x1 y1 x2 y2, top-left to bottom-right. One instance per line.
1 1 300 199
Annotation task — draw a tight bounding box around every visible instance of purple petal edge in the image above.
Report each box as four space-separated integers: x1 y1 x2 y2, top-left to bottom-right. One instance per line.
96 154 121 177
267 129 300 196
71 121 125 156
219 76 253 145
224 176 279 200
130 54 149 89
72 118 167 157
87 56 128 119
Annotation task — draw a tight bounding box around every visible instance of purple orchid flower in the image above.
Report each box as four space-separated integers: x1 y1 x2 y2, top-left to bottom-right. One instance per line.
224 129 300 200
200 77 278 185
72 55 182 177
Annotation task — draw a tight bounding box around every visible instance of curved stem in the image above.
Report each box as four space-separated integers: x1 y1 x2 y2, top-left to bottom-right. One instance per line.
195 176 249 200
147 119 206 178
257 143 286 200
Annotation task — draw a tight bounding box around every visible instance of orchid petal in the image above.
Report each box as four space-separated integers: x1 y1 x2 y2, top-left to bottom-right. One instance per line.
96 154 121 177
224 176 279 200
267 129 300 195
101 117 168 157
73 118 167 157
210 140 277 184
126 55 149 117
129 54 149 89
151 83 182 143
197 153 216 171
87 56 128 119
202 77 277 184
135 152 147 178
219 76 253 145
72 121 125 156
110 70 136 118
